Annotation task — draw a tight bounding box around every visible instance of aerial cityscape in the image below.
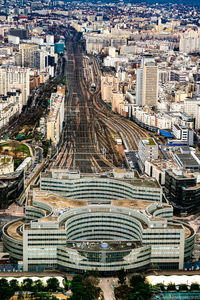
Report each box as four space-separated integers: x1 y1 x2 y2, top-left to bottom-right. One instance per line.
0 0 200 299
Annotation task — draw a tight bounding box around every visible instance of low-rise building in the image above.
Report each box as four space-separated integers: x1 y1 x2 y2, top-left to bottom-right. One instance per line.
172 124 194 146
138 138 158 166
0 155 14 175
165 169 200 215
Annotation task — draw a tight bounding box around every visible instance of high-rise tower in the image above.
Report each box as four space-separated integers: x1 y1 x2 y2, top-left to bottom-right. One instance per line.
136 57 158 107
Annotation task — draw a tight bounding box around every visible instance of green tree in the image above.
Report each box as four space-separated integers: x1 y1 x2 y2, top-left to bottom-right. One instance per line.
46 277 60 292
167 283 176 291
130 275 145 288
0 278 9 287
10 279 19 291
22 278 34 292
179 284 188 291
0 278 15 300
70 275 85 300
117 268 126 285
191 283 199 290
33 279 45 293
17 289 24 300
128 275 152 300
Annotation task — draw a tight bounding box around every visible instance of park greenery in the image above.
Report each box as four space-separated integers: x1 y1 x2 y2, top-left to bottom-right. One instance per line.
0 277 61 300
115 273 152 300
115 271 200 300
0 273 200 300
0 272 102 300
69 270 102 300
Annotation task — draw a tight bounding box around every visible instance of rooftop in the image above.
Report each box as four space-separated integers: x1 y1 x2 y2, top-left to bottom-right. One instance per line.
141 138 156 146
33 192 88 210
5 220 24 241
176 153 199 168
41 170 161 188
64 240 142 252
112 199 155 210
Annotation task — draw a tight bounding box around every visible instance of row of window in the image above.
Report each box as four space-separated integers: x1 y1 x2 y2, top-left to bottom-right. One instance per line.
41 184 160 198
143 232 180 235
67 224 141 238
41 179 160 193
57 256 150 268
143 237 180 240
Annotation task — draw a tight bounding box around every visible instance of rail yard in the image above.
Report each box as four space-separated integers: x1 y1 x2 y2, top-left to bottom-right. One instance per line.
52 29 150 173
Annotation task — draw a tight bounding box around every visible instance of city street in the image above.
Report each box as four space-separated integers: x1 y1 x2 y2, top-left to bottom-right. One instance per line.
99 278 118 300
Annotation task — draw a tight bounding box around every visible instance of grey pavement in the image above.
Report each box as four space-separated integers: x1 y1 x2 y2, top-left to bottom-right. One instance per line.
99 278 117 300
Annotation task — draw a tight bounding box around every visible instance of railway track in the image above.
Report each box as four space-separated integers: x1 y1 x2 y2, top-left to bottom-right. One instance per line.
54 30 150 173
55 31 118 173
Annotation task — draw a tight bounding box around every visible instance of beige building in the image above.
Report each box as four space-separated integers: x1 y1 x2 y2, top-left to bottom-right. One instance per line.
0 90 21 129
184 97 200 129
101 75 120 102
0 155 14 175
0 66 30 106
46 92 65 145
136 58 158 107
112 91 125 113
19 44 39 68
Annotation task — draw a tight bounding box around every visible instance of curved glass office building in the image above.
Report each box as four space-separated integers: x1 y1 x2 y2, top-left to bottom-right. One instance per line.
2 171 195 274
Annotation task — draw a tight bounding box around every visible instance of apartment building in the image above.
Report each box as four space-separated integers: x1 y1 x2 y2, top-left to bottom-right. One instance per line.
0 155 14 175
46 92 64 145
112 91 125 113
136 57 158 107
0 66 30 106
19 44 39 68
184 97 200 129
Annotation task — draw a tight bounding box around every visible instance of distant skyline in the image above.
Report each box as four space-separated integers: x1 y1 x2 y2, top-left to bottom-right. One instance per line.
84 0 200 7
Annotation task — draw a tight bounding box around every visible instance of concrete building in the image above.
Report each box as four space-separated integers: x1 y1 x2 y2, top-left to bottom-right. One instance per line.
101 75 120 103
112 91 125 114
40 169 162 203
46 35 54 45
172 124 194 146
2 181 195 273
46 92 65 145
8 35 20 45
138 138 158 166
19 44 39 68
85 34 127 54
184 97 200 129
34 50 48 72
0 156 14 175
136 58 158 107
0 67 30 106
0 90 22 129
179 29 200 54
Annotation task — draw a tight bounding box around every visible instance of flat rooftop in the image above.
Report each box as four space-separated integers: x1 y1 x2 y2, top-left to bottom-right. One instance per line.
112 199 155 210
33 192 88 210
141 138 156 146
176 154 199 168
41 172 161 189
6 220 24 241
